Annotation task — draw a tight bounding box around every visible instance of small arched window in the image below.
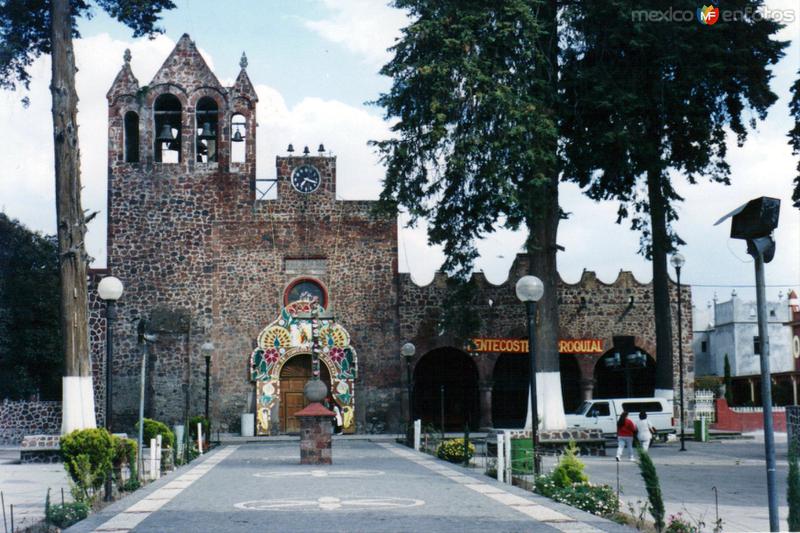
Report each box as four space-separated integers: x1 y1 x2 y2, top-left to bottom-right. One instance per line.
231 113 246 163
123 111 139 163
284 278 328 308
196 97 218 163
154 94 182 163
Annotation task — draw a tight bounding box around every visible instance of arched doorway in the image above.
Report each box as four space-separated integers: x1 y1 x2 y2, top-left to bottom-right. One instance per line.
492 354 528 428
414 348 479 431
492 354 586 426
560 354 582 413
594 348 656 398
278 354 331 433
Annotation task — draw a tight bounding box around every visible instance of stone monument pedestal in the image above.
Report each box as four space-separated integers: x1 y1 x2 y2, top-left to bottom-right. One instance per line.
295 402 335 465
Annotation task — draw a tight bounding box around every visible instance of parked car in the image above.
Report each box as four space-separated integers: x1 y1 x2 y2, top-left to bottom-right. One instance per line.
564 397 676 441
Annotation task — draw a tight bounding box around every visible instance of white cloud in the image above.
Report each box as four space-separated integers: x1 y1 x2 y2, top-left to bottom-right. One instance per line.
0 23 796 308
303 0 407 67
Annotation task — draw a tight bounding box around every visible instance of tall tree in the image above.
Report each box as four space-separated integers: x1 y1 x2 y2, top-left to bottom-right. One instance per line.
0 0 174 432
559 1 787 400
373 0 567 429
789 70 800 208
0 214 62 400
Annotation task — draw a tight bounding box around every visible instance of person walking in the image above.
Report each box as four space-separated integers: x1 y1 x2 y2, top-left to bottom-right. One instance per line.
636 411 656 452
616 410 636 462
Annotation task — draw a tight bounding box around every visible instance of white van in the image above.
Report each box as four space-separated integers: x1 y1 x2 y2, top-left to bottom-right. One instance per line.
564 397 676 440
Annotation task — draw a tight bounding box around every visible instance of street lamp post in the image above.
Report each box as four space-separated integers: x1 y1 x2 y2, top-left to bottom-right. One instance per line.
401 342 416 443
97 276 123 501
201 342 214 437
515 275 544 475
670 253 686 452
139 332 157 480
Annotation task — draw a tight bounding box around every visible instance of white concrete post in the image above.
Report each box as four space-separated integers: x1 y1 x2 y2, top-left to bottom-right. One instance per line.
149 438 156 480
413 419 421 451
155 435 162 479
496 433 505 483
197 422 203 455
504 430 512 484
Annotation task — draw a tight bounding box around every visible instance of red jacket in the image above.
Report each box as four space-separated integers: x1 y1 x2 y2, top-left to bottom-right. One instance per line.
617 418 636 437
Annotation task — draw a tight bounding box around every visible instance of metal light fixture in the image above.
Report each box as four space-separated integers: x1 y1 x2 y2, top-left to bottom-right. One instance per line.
515 275 544 475
670 252 685 270
515 276 544 303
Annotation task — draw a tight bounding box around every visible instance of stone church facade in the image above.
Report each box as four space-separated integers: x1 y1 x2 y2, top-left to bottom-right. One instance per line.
90 35 693 435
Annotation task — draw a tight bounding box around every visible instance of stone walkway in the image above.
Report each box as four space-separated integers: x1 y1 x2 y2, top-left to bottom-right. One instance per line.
0 447 72 531
67 440 630 533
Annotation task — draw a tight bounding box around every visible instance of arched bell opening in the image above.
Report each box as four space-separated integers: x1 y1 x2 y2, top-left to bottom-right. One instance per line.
153 93 181 163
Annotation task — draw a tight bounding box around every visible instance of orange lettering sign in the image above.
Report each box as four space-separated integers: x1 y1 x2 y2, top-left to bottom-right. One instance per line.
468 338 604 354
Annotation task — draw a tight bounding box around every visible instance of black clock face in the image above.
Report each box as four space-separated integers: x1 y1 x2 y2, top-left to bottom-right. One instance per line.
291 165 321 193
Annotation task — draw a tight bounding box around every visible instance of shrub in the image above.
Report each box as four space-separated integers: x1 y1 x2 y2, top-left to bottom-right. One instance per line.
551 441 588 489
136 418 175 449
534 475 618 518
112 435 138 489
60 428 114 499
46 500 90 528
112 435 137 468
665 512 702 533
638 447 665 532
189 415 210 441
437 438 475 463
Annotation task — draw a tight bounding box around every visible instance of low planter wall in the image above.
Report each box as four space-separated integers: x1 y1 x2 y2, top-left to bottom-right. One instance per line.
0 400 61 445
711 398 786 432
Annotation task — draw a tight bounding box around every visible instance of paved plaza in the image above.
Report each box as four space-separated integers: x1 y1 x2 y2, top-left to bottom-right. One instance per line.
66 440 627 533
547 434 790 532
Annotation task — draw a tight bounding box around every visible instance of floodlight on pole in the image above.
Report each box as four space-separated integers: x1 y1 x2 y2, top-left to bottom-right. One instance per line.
715 196 781 532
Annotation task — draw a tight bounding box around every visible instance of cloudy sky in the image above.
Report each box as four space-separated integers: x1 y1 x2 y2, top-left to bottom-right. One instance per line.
0 0 798 311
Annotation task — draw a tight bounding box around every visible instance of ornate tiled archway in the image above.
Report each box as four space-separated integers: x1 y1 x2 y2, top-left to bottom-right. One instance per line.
250 299 357 435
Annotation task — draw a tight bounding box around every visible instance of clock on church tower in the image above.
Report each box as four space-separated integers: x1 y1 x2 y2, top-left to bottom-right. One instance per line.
291 164 321 193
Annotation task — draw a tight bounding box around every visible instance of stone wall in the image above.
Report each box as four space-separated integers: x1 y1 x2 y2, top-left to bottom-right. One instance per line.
0 400 61 445
103 35 400 434
399 255 694 421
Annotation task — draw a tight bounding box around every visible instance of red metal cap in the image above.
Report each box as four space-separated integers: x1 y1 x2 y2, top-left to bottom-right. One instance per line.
294 402 335 417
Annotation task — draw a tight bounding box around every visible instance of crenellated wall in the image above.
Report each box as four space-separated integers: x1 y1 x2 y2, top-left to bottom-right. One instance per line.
399 254 694 420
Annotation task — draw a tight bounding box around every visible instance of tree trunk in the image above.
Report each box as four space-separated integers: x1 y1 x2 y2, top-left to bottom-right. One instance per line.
51 0 95 433
646 169 675 401
527 179 566 430
524 0 565 431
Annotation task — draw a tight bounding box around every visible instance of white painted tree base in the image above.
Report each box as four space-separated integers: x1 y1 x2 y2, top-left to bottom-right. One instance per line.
61 376 97 434
524 372 567 431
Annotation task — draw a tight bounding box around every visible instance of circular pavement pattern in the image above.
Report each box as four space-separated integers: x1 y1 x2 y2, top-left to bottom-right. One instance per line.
253 469 384 478
234 496 425 512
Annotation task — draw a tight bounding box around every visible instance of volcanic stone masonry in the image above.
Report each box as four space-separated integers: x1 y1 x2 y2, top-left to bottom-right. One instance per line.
87 34 693 436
